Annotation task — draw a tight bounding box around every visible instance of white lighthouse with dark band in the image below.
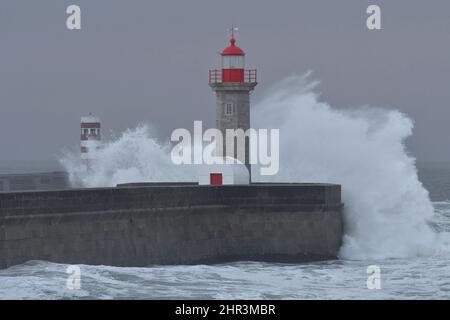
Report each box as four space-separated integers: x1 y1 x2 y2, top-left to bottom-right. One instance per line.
80 114 101 165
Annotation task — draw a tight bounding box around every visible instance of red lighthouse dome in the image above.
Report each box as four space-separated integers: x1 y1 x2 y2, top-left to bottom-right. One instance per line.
221 37 245 56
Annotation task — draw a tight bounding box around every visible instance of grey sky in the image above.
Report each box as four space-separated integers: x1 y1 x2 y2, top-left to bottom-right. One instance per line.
0 0 449 163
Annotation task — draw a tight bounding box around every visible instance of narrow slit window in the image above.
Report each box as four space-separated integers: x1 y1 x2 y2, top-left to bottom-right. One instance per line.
225 103 234 115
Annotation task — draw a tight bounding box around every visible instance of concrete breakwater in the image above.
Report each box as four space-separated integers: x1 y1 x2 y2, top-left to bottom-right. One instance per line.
0 183 343 269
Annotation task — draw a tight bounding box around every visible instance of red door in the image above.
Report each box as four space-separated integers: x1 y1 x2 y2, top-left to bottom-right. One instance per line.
210 173 223 185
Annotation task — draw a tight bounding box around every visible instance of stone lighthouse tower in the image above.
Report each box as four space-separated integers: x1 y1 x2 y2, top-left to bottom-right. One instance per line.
209 30 257 176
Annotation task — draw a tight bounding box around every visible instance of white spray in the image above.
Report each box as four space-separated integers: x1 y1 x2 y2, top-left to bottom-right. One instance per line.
252 74 439 259
60 126 196 188
60 73 443 260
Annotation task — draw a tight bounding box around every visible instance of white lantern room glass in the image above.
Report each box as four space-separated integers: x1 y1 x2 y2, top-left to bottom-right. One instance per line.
222 56 245 69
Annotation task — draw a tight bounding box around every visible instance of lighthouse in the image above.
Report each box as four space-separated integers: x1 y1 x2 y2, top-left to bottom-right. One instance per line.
80 114 101 166
209 30 257 177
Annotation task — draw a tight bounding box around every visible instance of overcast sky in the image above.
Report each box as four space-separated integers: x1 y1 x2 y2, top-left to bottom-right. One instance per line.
0 0 449 163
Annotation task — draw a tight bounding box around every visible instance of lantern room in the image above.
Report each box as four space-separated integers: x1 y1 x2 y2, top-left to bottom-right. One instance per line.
209 32 257 84
221 37 246 82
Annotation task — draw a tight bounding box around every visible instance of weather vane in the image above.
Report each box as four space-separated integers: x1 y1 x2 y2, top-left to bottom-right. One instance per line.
227 25 239 38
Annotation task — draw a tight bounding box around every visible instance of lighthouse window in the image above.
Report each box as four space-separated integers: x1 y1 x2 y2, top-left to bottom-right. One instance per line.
222 56 245 69
82 129 89 135
90 129 97 135
225 103 234 115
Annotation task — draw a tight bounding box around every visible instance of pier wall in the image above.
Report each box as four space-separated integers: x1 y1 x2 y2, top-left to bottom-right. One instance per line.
0 184 343 268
